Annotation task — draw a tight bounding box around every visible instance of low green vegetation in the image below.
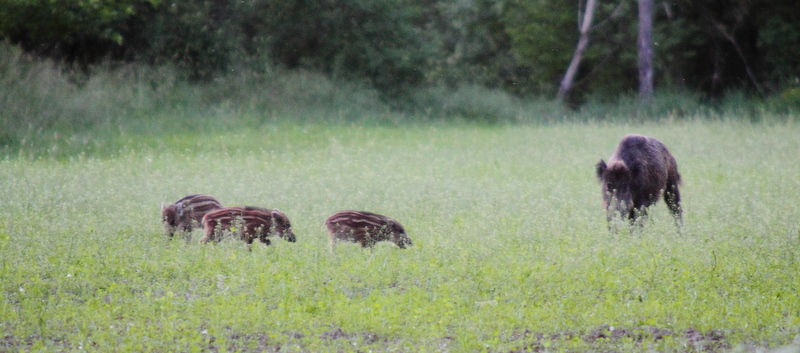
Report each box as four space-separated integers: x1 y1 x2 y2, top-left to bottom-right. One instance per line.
1 121 799 352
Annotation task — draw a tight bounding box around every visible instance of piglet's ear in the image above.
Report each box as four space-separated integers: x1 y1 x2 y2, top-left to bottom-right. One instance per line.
596 160 607 181
161 202 165 211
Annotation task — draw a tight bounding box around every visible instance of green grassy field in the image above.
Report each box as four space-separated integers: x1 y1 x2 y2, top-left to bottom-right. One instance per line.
1 120 799 352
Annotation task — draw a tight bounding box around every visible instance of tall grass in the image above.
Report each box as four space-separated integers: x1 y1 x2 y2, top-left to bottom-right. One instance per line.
0 43 402 158
1 121 799 352
3 42 798 160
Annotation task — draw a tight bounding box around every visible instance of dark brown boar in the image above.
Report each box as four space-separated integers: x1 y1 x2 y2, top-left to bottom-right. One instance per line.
162 194 223 239
200 207 297 247
325 210 412 251
596 134 682 231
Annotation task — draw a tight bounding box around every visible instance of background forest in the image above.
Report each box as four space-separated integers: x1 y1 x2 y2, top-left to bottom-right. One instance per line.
4 0 800 97
1 0 799 155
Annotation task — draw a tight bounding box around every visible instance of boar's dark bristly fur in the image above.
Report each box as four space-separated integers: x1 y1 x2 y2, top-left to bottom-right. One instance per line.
596 134 683 231
200 207 296 248
162 194 223 240
325 210 412 251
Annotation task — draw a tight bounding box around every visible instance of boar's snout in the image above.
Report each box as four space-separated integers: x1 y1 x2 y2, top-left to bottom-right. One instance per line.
395 234 412 249
284 230 297 243
606 192 633 218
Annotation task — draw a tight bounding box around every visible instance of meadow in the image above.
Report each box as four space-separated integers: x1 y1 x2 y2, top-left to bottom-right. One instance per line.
1 120 799 352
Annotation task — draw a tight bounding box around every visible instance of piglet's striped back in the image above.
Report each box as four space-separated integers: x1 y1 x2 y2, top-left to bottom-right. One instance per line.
325 210 412 250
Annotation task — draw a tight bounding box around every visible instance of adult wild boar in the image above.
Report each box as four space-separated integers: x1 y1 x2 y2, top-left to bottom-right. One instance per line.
596 134 682 231
200 206 297 247
325 210 412 251
162 194 223 240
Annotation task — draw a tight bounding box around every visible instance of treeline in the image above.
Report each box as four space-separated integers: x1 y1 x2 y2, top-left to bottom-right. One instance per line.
1 0 799 104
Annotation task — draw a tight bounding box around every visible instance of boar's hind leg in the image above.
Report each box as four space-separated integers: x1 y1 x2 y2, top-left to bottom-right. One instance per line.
664 184 683 229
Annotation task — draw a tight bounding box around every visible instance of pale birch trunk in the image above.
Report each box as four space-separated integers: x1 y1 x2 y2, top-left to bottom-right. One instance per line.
557 0 598 102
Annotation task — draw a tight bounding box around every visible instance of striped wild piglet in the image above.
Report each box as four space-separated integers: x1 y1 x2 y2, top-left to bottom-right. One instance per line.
162 194 223 240
200 207 297 247
325 210 412 251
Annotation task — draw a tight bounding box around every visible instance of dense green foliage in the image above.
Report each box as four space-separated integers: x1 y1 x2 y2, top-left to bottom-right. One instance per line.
1 0 799 100
2 122 799 352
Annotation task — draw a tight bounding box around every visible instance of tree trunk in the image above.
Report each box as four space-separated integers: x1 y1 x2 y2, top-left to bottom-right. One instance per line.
557 0 598 103
709 18 766 97
637 0 654 102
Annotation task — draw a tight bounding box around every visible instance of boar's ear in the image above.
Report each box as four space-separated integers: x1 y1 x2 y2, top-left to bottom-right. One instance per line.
596 160 607 181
